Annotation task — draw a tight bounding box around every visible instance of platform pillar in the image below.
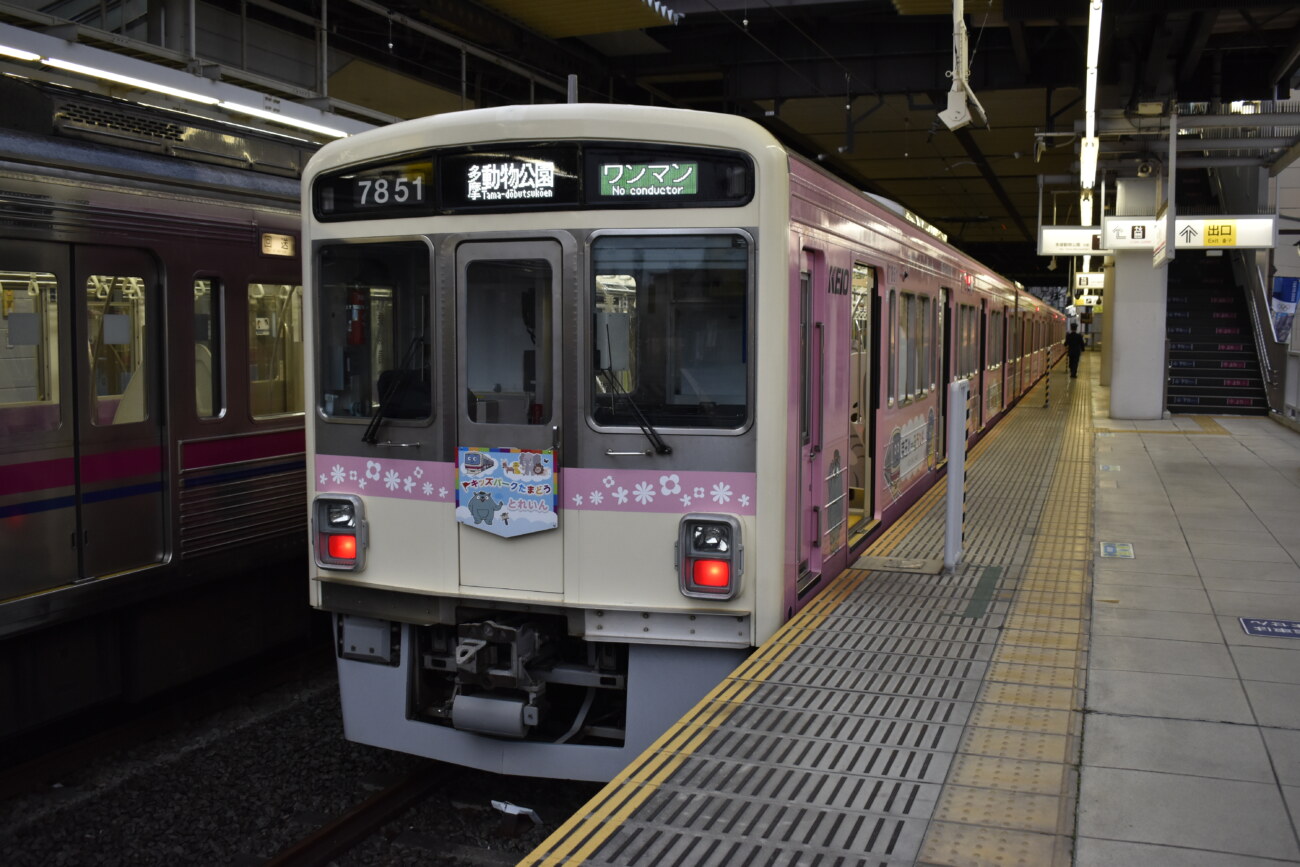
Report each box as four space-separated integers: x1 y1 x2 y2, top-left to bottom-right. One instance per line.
1109 249 1168 419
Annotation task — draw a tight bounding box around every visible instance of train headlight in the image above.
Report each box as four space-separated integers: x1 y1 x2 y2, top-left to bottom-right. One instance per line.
314 494 368 571
677 514 742 600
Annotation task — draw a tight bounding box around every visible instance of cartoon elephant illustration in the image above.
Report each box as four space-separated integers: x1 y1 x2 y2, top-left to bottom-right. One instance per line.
467 490 504 525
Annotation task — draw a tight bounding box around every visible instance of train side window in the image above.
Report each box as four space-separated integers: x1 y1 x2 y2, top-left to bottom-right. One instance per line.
86 274 147 426
591 233 750 430
248 283 304 419
0 270 60 434
316 242 430 421
195 279 223 419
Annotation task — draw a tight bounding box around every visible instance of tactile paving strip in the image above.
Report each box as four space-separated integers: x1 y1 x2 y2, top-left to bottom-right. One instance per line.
522 356 1094 866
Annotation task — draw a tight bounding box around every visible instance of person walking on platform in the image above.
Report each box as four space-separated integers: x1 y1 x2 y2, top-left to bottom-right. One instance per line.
1064 324 1085 378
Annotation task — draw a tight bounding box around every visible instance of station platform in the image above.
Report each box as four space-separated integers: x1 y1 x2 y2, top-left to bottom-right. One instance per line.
522 351 1300 867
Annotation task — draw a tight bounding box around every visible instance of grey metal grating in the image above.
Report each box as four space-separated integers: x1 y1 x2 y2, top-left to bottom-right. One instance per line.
559 371 1089 866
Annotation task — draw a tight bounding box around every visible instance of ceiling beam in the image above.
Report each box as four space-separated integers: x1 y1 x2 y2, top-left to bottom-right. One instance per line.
952 126 1033 242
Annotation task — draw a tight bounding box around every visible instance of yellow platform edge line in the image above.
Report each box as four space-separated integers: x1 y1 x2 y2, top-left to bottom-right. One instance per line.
917 359 1094 866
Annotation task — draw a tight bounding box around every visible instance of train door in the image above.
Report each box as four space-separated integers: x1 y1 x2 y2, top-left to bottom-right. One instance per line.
74 246 166 577
847 263 876 536
795 250 826 594
454 240 564 595
937 287 950 464
976 299 988 429
0 241 76 598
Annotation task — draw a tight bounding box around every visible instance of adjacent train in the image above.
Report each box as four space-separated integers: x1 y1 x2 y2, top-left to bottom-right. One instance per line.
302 103 1064 781
0 79 314 741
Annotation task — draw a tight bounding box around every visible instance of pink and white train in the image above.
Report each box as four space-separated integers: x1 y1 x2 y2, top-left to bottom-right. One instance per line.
302 103 1063 781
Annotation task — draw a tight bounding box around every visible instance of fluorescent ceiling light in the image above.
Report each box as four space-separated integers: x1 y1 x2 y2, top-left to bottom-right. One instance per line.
1087 1 1103 67
43 56 220 105
0 44 40 62
219 101 348 138
1080 136 1099 190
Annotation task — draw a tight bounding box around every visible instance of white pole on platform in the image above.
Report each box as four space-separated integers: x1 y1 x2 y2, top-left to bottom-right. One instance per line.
945 379 970 572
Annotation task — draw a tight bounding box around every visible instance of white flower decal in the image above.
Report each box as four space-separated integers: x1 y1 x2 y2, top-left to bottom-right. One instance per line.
358 478 367 490
603 475 616 488
403 476 415 493
384 469 401 490
659 474 681 495
331 465 346 484
739 494 750 507
680 495 693 507
422 482 434 496
349 470 358 481
634 482 656 504
365 461 382 481
572 493 584 506
438 487 449 499
413 466 424 478
589 491 604 505
693 486 705 499
711 482 733 504
614 487 629 504
319 473 328 485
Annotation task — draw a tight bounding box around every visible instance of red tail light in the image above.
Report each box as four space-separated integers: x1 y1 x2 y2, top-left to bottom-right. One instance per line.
328 534 357 560
692 559 730 588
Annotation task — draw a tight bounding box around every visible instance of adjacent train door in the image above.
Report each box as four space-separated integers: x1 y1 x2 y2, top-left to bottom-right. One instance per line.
454 239 565 595
0 241 165 599
74 246 166 577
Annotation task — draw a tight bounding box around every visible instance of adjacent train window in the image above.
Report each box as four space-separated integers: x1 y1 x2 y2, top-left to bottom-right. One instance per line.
86 274 147 426
886 289 896 406
957 303 979 378
248 283 304 419
194 279 223 419
0 270 59 434
316 242 430 421
988 310 1004 368
591 233 750 430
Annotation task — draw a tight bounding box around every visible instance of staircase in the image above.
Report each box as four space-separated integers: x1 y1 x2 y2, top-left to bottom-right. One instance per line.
1165 253 1269 415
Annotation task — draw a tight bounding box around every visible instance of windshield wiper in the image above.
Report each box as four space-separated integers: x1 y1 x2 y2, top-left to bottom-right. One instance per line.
599 368 671 455
363 334 427 444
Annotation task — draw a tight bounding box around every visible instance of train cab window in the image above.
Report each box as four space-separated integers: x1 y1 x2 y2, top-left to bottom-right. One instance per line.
591 233 750 430
86 274 147 426
316 242 430 421
194 279 223 419
248 283 304 419
0 270 59 434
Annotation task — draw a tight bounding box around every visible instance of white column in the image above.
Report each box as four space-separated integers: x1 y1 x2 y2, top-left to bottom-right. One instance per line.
1109 250 1168 419
1100 257 1114 386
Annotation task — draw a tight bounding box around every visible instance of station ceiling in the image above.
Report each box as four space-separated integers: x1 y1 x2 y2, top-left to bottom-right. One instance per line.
5 0 1300 287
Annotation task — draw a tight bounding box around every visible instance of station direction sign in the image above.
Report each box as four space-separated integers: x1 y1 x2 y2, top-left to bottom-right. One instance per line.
1039 226 1108 256
1075 271 1105 291
1101 215 1275 250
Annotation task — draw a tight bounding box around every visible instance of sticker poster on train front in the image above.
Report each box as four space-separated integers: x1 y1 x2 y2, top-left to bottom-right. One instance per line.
456 447 557 538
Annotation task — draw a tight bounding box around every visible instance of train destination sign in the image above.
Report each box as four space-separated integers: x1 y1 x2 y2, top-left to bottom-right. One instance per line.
313 142 751 219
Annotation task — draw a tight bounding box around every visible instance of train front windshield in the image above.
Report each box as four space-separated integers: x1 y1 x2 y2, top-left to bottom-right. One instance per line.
592 234 749 430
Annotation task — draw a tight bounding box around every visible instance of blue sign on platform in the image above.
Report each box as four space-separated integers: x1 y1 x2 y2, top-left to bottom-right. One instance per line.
1240 618 1300 638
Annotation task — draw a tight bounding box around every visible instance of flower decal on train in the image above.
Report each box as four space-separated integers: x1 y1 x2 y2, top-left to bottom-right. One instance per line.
589 491 604 505
331 465 347 485
603 475 616 488
384 469 401 490
365 461 382 481
711 482 732 504
572 493 584 506
633 482 656 504
422 482 434 496
613 487 629 504
403 477 416 493
659 474 681 495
